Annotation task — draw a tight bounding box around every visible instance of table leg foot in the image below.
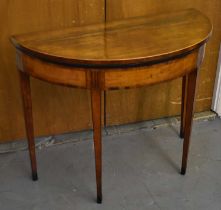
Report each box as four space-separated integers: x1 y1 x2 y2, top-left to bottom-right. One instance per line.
180 168 186 175
180 132 184 139
97 195 102 204
32 172 38 181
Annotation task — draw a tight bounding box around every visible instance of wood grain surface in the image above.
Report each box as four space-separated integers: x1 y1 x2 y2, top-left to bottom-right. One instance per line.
11 9 211 67
0 0 220 142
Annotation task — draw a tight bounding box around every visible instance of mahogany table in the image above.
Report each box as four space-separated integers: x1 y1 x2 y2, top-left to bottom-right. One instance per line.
11 9 212 203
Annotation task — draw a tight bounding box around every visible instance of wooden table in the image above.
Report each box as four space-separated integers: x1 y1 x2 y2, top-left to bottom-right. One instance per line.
11 9 212 203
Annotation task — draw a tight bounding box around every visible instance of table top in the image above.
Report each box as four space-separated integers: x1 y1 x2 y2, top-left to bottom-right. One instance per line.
11 9 212 68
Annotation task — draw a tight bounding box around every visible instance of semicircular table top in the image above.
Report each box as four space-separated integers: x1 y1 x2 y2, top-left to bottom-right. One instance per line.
11 8 212 68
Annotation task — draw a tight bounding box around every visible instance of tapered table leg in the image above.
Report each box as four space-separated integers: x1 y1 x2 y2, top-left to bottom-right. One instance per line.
181 70 198 175
104 91 107 128
19 71 38 181
180 75 187 138
91 89 102 203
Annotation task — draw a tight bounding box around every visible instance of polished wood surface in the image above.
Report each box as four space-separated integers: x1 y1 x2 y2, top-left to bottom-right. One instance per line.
104 52 198 89
16 49 198 90
18 52 87 88
12 8 212 203
11 9 212 67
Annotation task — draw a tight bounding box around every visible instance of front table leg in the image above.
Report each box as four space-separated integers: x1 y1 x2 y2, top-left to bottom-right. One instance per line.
181 69 198 175
19 71 38 181
91 89 102 203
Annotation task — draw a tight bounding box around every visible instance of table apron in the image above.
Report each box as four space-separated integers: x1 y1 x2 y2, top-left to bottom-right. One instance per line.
103 51 199 90
16 50 199 90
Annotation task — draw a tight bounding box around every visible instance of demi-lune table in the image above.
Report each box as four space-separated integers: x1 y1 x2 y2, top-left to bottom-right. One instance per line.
11 9 212 203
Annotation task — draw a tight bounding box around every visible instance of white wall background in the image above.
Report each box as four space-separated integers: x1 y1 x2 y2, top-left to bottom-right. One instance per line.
212 44 221 117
